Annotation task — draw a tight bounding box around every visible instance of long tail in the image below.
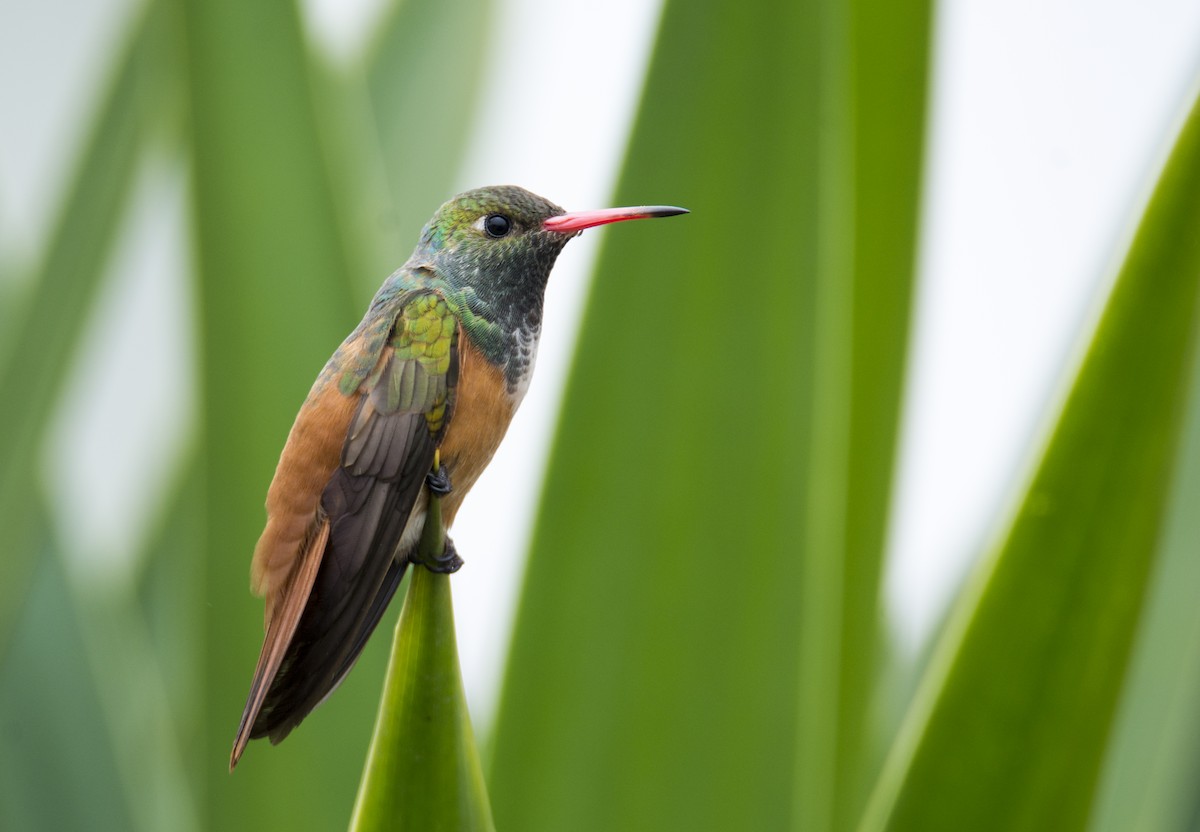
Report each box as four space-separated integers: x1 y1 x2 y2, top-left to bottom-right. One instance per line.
229 521 329 770
230 466 426 767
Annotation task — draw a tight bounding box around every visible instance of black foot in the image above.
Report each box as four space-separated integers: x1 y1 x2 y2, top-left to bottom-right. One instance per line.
417 536 464 574
426 466 452 496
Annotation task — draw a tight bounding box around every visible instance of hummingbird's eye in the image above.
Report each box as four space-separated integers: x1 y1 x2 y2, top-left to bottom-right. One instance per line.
483 214 512 239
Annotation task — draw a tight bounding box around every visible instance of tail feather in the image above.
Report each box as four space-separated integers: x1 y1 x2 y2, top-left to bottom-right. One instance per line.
230 520 329 770
262 555 410 745
240 457 428 749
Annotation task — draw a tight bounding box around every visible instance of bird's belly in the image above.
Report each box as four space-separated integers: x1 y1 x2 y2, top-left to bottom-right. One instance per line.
395 496 428 559
437 338 517 526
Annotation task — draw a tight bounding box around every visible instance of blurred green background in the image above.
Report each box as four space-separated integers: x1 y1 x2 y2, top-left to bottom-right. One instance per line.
3 0 1200 829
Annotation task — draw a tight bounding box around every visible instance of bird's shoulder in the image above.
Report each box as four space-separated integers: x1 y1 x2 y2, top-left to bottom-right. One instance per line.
317 275 457 399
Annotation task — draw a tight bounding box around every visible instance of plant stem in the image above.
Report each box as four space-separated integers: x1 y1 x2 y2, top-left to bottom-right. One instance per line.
349 468 495 831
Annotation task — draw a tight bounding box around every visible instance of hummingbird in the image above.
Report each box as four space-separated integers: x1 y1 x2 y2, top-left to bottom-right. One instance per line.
230 185 686 768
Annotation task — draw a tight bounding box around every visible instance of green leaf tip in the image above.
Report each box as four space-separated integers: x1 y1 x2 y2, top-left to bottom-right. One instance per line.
349 481 494 832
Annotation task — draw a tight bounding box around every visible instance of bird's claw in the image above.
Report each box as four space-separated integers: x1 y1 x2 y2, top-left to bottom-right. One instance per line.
417 537 464 574
425 466 452 496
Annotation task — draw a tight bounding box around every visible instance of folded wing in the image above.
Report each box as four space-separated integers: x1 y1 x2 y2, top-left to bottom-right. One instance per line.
231 291 459 767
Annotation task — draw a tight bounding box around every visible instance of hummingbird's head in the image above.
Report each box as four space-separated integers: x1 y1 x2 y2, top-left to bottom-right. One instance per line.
415 186 571 301
413 185 688 322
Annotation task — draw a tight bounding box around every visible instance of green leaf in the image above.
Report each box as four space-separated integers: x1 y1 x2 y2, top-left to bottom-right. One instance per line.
1088 333 1200 832
0 0 178 651
487 0 930 829
351 486 494 832
0 528 136 832
136 452 206 792
861 87 1200 832
803 0 933 826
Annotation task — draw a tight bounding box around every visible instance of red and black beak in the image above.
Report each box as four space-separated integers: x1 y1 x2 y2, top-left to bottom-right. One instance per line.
543 205 689 234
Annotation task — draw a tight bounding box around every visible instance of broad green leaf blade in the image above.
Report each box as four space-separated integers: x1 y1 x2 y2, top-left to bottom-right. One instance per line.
68 582 201 832
351 493 494 832
488 0 929 829
488 8 817 831
0 527 135 832
863 88 1200 832
136 452 206 791
0 0 177 650
1089 333 1200 832
805 0 932 827
182 0 368 827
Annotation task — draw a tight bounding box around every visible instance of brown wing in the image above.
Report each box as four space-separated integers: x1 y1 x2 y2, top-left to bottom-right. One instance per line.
230 292 459 768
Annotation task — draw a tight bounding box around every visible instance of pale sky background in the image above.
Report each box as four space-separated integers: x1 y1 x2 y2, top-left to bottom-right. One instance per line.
2 0 1200 730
